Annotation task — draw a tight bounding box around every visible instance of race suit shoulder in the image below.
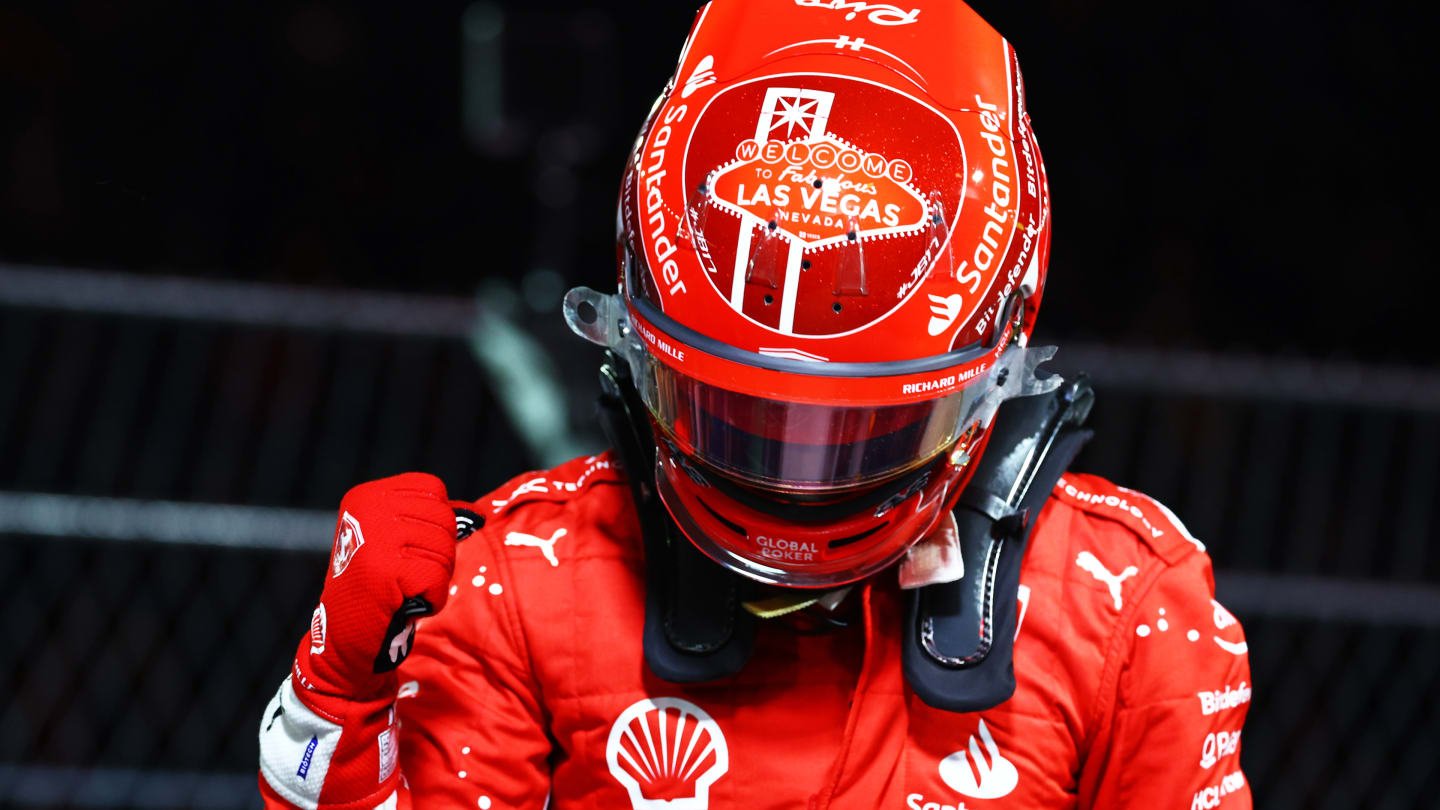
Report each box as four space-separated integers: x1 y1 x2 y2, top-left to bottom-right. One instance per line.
1041 473 1253 809
265 455 1252 810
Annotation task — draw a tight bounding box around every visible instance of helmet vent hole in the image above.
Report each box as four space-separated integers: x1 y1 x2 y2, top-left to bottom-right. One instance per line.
832 302 842 313
828 523 886 549
696 497 747 536
763 294 774 305
576 300 597 324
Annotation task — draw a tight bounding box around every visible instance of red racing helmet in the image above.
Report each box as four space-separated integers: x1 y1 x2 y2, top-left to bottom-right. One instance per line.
567 0 1058 589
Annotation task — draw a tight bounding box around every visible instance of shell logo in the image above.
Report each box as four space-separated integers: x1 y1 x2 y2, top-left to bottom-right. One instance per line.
606 697 729 810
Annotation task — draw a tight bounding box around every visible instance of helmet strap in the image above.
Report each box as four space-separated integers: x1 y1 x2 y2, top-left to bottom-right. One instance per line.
596 350 1095 707
902 375 1094 712
597 352 758 683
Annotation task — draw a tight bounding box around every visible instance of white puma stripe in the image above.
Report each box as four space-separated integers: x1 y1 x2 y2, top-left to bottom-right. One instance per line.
1075 550 1139 611
504 528 568 567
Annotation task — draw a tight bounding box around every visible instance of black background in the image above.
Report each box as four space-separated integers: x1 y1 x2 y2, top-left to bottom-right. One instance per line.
3 2 1438 807
3 1 1434 360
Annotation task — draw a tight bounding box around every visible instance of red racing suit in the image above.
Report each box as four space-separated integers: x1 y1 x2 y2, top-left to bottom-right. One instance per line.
260 452 1253 809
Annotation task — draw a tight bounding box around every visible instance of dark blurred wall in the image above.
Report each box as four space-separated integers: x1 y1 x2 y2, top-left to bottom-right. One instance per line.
3 5 1439 807
2 0 1434 359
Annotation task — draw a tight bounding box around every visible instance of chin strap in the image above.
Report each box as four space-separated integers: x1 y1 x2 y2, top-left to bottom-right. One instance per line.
596 352 757 683
902 375 1094 713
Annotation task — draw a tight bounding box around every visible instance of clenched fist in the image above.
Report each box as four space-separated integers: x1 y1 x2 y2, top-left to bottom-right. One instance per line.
261 473 479 809
294 472 478 703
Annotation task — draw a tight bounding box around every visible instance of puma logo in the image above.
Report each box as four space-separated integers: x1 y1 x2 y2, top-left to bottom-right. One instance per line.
490 477 549 509
1075 550 1138 611
505 528 567 567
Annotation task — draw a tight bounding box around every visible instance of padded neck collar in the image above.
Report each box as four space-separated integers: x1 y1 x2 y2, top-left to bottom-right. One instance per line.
599 351 1093 708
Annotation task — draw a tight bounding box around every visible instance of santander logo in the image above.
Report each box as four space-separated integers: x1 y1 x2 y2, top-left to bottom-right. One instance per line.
937 719 1019 799
926 294 965 336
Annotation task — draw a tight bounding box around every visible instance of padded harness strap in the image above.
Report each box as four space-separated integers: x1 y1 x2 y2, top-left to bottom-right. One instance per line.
596 354 756 682
601 348 1095 706
902 377 1094 712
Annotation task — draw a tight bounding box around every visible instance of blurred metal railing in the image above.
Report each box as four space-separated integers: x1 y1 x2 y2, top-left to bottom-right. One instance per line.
3 264 1437 809
0 263 476 337
7 263 1440 409
5 491 1439 627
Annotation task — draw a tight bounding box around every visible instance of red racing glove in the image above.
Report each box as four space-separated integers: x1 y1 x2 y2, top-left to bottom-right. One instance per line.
259 473 479 810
